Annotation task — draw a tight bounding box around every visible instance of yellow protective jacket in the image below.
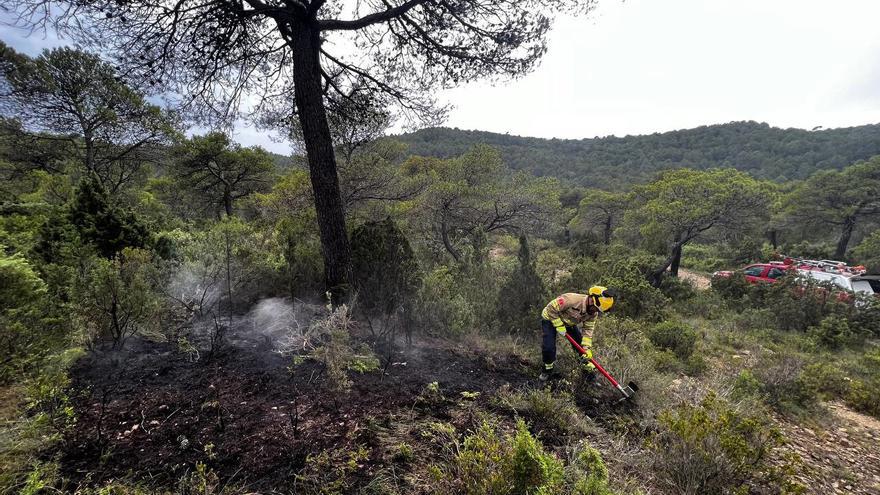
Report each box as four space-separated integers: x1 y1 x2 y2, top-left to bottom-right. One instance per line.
541 293 598 337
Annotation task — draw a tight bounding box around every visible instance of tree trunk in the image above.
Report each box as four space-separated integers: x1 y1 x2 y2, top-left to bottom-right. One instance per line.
440 217 461 262
603 215 612 245
834 216 856 259
768 229 778 249
223 189 233 217
649 234 684 287
670 240 682 277
84 130 96 174
290 20 351 302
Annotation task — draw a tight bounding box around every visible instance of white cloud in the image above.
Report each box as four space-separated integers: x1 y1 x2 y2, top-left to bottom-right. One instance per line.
3 0 879 151
440 0 880 138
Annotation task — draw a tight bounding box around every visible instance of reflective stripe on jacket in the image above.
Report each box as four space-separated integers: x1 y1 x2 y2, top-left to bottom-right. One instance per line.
541 293 598 329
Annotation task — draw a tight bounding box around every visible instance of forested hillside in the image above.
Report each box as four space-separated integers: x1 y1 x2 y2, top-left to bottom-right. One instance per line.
396 122 880 188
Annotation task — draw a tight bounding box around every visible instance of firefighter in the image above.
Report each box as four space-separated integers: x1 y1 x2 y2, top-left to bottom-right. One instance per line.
539 286 616 381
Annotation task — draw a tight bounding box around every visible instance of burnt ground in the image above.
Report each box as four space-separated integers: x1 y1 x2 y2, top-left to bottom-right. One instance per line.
57 329 628 493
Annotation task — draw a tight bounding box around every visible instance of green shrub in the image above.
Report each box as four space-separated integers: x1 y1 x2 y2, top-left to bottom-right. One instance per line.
732 370 762 399
561 247 669 321
0 249 56 381
601 272 669 321
659 274 697 302
752 353 818 415
761 276 840 332
858 348 880 375
846 379 880 417
393 443 414 464
415 266 478 337
507 421 565 494
710 271 750 301
68 175 149 258
25 348 83 438
731 308 775 333
800 363 849 400
569 232 603 259
570 445 614 495
277 217 323 297
842 350 880 416
848 298 880 338
650 349 682 373
0 348 83 495
681 243 727 272
417 381 445 408
807 314 857 349
0 250 47 313
851 230 880 273
73 247 162 349
431 419 564 495
675 289 726 319
646 321 697 360
651 392 784 495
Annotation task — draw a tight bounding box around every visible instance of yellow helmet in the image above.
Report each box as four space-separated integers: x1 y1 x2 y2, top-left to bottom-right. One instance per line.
588 286 616 313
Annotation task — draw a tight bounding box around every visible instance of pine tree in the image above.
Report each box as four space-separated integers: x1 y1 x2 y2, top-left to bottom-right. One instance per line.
496 235 546 334
350 218 420 330
68 175 148 258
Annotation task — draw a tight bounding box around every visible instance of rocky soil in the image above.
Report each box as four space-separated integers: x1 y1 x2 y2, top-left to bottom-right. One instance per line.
775 403 880 494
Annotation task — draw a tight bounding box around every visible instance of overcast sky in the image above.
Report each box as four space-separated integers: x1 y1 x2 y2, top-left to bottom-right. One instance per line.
2 0 880 154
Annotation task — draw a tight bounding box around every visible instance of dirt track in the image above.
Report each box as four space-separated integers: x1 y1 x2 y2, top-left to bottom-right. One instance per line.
677 268 712 290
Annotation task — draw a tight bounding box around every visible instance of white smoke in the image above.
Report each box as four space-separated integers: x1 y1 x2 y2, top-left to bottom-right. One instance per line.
165 261 326 355
166 263 223 319
247 297 301 339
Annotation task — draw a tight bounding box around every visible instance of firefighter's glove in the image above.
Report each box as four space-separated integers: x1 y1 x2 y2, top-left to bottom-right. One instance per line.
580 342 595 370
580 353 596 370
552 319 566 336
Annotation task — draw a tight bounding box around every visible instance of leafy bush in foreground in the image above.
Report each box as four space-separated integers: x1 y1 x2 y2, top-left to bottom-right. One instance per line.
430 419 616 495
651 392 784 495
0 248 54 381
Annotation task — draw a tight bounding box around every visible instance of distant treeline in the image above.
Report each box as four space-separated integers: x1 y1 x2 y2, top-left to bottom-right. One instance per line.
394 121 880 189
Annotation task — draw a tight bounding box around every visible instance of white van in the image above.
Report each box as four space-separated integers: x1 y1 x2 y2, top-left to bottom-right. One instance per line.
797 269 880 297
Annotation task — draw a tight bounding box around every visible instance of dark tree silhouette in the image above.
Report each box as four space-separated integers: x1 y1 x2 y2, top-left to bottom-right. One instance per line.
6 0 595 298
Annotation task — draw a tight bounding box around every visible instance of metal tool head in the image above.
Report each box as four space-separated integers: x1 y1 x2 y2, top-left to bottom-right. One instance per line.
615 381 639 403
